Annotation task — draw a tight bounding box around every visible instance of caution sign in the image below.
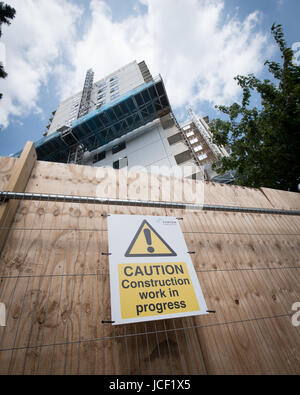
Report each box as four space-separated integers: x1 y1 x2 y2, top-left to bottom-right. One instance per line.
107 215 208 325
125 220 177 257
118 262 199 319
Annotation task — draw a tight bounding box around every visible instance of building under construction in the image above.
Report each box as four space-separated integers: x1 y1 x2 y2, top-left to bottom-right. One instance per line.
13 61 230 182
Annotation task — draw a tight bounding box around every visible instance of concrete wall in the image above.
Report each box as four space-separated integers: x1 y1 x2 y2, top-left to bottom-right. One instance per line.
82 120 178 172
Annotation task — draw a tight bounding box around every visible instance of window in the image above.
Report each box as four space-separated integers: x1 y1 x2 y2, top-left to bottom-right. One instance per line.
174 150 192 165
198 153 208 161
194 145 203 152
113 156 128 169
93 151 106 163
186 131 194 137
113 160 119 169
112 141 126 155
189 137 199 144
168 133 182 145
183 125 190 131
111 93 119 100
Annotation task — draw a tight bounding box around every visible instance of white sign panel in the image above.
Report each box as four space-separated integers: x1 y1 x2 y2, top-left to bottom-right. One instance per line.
107 215 208 325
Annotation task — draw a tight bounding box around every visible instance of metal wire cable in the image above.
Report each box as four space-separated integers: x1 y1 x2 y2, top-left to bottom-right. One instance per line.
1 191 300 216
1 188 299 374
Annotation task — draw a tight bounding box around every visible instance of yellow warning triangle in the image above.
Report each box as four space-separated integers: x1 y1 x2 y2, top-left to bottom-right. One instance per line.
125 220 177 257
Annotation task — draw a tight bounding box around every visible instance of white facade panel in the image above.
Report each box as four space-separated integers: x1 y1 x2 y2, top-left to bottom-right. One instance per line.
83 120 179 175
127 139 169 168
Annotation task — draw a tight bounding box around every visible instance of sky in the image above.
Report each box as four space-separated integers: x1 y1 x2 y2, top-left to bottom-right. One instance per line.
0 0 299 156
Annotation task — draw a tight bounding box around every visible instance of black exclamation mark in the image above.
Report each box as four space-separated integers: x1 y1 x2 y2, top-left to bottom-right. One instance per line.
144 228 154 253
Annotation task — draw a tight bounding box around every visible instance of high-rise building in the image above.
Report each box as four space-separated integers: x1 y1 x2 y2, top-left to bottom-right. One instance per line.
14 60 231 181
46 61 151 135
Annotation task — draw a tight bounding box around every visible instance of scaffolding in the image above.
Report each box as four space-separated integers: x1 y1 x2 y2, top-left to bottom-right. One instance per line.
187 106 229 160
12 76 171 164
1 146 300 375
78 69 94 118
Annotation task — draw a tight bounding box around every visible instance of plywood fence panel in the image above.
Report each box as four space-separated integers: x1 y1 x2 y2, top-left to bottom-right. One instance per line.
0 158 299 374
260 187 300 211
23 160 300 209
0 144 36 255
0 157 16 190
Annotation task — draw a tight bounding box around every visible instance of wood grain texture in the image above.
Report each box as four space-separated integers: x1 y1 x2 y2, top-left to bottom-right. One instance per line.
260 187 300 211
0 158 299 374
0 143 36 255
0 157 16 190
24 160 299 209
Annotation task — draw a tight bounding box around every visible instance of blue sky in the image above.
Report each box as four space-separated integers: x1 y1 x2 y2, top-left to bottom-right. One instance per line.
0 0 299 156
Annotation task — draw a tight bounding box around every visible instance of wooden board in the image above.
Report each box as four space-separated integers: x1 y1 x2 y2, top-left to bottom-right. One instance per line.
260 187 300 211
0 157 16 190
23 160 293 209
0 156 299 375
0 143 36 254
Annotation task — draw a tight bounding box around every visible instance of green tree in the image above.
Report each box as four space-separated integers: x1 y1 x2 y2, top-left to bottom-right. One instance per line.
0 1 16 99
210 24 300 192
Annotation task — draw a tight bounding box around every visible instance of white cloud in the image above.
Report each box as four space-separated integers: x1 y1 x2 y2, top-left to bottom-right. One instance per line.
292 42 300 66
277 0 287 7
0 0 82 128
58 0 272 115
1 0 273 129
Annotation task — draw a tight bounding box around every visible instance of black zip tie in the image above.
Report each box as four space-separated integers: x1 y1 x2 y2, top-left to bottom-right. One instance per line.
188 251 196 254
101 252 112 256
176 217 183 220
101 214 111 217
207 310 216 314
101 320 115 324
